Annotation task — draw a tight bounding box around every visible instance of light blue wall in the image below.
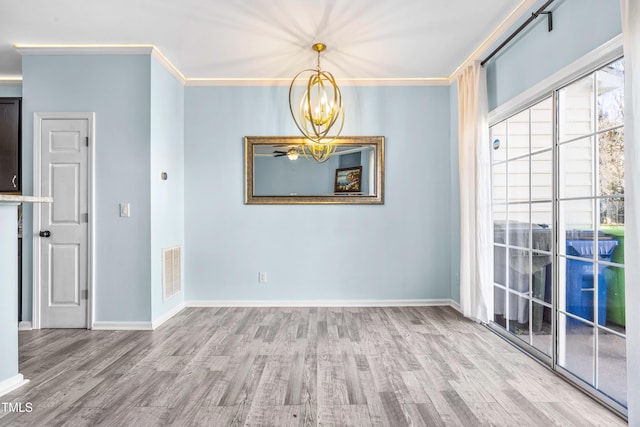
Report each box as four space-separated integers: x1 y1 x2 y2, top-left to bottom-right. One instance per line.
150 59 185 320
0 85 21 97
449 81 460 304
254 155 339 196
339 152 361 169
185 85 453 301
21 55 152 322
486 0 622 110
0 205 19 383
15 52 458 319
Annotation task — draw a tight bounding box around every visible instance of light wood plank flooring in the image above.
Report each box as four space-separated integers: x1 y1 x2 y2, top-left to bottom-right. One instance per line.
1 306 626 426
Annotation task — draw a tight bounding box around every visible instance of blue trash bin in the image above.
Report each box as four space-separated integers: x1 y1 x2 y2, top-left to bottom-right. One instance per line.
565 237 618 326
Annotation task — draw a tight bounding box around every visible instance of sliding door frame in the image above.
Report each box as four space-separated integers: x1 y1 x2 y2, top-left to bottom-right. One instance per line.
487 36 626 418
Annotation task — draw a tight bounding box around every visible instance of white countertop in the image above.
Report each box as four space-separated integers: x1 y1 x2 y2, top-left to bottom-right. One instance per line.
0 195 53 203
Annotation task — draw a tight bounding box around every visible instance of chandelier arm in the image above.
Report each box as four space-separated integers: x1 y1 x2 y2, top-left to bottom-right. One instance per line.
309 143 331 162
301 144 312 161
299 92 313 138
325 72 341 125
306 75 318 136
318 71 341 131
310 76 320 136
289 68 321 140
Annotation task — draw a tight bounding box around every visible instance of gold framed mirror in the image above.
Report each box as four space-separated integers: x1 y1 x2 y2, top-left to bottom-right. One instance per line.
245 136 384 205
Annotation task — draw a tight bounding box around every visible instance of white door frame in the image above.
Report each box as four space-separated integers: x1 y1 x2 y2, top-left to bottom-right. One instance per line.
32 112 95 329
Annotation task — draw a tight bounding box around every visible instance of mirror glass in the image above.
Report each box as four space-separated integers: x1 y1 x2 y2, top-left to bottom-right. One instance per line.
245 136 384 204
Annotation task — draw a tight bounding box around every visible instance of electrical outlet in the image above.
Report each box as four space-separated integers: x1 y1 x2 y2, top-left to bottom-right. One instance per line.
120 203 130 217
258 272 267 283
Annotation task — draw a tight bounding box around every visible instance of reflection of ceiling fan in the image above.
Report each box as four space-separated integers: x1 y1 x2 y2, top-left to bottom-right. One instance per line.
273 147 301 160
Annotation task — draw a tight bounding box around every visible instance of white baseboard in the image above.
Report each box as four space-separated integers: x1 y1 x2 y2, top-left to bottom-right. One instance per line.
91 321 153 331
151 302 186 330
185 299 459 308
90 300 461 330
18 321 32 331
449 300 462 313
0 374 29 398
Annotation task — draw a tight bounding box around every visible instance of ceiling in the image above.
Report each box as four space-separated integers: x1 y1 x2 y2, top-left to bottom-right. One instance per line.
0 0 533 82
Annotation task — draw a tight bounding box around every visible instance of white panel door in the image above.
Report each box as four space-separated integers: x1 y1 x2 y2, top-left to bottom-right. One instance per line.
38 118 89 328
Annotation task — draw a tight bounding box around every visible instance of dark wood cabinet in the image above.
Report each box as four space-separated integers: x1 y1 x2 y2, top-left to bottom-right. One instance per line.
0 98 21 193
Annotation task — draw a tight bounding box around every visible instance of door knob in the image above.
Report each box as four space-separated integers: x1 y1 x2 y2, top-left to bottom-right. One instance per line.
12 175 17 188
39 230 51 238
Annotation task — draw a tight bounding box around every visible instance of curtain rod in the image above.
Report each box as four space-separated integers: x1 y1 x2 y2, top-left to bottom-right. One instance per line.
481 0 555 66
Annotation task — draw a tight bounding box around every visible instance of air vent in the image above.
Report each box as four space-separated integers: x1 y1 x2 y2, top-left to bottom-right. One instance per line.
163 246 182 301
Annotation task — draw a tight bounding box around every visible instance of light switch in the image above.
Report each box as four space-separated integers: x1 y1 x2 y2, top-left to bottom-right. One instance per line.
120 203 130 217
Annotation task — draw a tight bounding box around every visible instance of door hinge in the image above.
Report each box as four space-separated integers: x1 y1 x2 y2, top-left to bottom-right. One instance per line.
85 136 89 147
81 289 89 300
82 213 89 223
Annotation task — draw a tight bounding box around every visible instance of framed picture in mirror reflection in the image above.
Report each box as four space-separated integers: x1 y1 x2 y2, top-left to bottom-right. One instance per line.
334 166 362 193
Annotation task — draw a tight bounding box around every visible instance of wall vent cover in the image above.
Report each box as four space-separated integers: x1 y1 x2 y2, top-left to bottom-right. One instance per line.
162 246 182 301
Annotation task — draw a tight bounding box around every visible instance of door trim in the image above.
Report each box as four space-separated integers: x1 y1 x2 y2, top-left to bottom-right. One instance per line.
32 112 95 330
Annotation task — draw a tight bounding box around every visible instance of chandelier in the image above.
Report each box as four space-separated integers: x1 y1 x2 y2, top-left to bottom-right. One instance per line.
289 43 344 162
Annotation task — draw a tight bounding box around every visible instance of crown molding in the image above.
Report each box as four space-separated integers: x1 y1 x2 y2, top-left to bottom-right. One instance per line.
338 78 450 87
448 0 538 82
0 78 22 86
150 48 186 84
14 43 155 56
184 77 450 87
185 78 291 87
7 43 484 87
14 44 186 84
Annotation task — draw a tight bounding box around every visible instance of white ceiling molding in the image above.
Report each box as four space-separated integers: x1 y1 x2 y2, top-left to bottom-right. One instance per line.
184 78 292 87
185 77 450 87
326 78 449 87
14 44 154 56
0 78 22 86
12 44 453 87
14 44 186 85
150 48 186 85
447 0 538 83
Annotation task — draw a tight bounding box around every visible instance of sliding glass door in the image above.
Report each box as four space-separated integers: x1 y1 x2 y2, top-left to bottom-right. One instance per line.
556 58 626 406
491 97 554 357
490 58 626 411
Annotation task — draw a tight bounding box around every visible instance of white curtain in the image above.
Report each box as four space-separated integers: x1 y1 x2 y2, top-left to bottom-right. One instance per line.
621 0 639 422
457 60 492 323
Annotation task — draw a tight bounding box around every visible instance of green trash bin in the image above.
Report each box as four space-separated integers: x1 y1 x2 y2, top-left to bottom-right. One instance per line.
602 226 625 326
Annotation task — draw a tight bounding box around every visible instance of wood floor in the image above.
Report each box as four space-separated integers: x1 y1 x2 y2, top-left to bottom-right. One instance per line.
1 306 626 426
